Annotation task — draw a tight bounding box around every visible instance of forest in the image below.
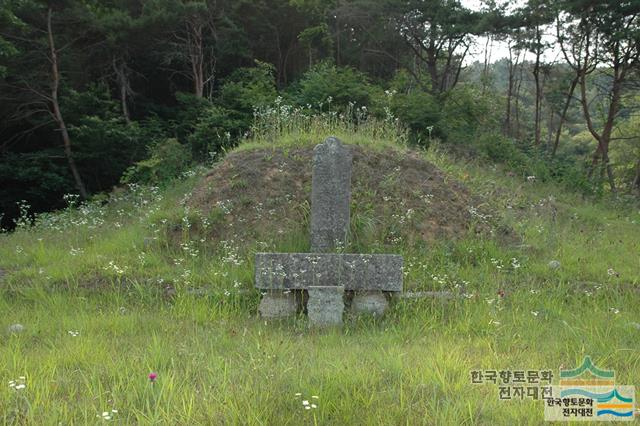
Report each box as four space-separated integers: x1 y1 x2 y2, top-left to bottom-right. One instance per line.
1 0 639 228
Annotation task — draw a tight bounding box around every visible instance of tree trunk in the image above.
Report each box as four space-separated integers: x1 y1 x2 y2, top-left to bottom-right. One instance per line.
514 63 523 140
481 36 491 95
47 6 88 199
120 78 130 123
504 46 519 137
552 76 578 156
336 0 341 66
533 27 542 145
599 76 622 192
425 44 439 95
186 18 205 98
546 106 554 148
588 143 602 178
113 57 131 124
581 65 622 192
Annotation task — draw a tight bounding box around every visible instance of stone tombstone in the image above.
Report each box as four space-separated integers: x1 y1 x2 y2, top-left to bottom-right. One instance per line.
310 137 352 252
254 136 403 326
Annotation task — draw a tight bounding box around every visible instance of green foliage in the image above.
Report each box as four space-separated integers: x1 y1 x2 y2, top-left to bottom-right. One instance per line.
0 36 18 77
218 61 278 114
440 85 502 144
0 150 73 225
471 134 594 194
297 22 332 51
121 138 192 185
390 90 441 145
293 62 376 111
186 106 240 159
70 117 148 188
171 93 233 159
173 92 214 140
475 133 527 166
389 84 503 148
62 84 120 120
61 85 150 190
547 155 594 194
610 95 640 192
173 62 279 159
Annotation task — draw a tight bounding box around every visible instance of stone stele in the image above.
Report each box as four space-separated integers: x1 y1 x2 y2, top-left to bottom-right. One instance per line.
310 136 352 252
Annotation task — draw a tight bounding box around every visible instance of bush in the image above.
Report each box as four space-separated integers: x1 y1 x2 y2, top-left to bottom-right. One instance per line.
70 117 149 189
440 85 502 145
386 77 502 148
0 150 73 229
293 62 375 111
475 134 525 165
173 92 214 144
390 91 441 146
121 138 192 185
472 134 594 193
187 106 243 160
172 64 277 159
218 61 278 116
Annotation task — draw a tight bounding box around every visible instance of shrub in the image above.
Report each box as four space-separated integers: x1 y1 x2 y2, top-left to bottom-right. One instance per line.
121 138 192 185
70 117 149 189
440 85 502 145
390 90 441 146
218 61 278 117
173 92 214 143
293 62 375 111
172 64 277 159
187 106 243 160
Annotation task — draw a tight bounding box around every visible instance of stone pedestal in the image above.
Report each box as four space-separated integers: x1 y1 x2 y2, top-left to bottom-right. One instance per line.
258 291 298 319
307 286 344 327
351 291 388 316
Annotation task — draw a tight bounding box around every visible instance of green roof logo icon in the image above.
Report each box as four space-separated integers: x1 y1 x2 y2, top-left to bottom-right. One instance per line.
560 356 615 379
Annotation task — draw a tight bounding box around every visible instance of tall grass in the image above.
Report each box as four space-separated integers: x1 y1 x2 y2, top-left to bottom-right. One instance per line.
242 97 408 151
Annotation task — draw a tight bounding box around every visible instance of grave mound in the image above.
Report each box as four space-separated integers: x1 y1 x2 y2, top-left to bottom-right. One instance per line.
189 143 495 246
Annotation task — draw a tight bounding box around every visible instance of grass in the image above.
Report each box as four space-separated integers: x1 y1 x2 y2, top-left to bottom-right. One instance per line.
1 118 639 424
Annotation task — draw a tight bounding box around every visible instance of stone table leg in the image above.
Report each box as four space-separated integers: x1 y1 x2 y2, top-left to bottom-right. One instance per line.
258 290 298 319
307 286 344 327
351 291 388 316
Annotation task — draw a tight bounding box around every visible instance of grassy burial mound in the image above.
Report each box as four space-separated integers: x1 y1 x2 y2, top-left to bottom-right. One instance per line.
1 131 639 424
187 143 497 250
